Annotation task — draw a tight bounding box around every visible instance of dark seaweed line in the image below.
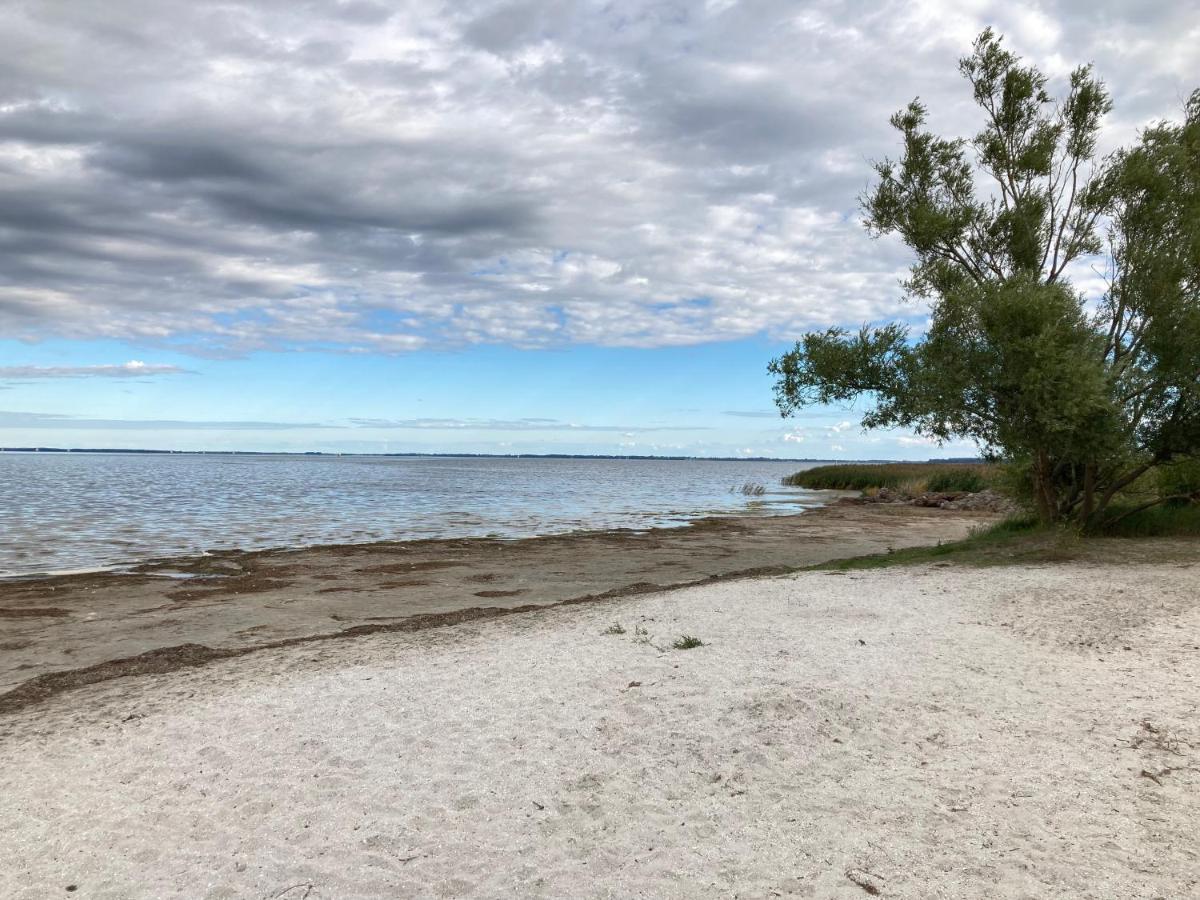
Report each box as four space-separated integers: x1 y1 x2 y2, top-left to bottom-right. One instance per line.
0 566 794 716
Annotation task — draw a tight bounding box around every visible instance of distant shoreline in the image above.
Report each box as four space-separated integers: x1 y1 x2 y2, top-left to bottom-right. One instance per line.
0 447 982 463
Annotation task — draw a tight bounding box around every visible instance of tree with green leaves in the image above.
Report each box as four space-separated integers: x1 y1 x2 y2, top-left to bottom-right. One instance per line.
769 29 1199 526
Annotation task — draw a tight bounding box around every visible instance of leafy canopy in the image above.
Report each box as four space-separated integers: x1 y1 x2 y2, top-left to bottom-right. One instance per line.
770 30 1200 524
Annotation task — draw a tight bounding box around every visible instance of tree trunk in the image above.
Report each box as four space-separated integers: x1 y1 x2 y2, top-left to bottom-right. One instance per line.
1033 449 1058 524
1080 462 1096 527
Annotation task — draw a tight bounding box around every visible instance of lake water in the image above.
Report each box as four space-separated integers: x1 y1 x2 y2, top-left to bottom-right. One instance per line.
0 453 826 577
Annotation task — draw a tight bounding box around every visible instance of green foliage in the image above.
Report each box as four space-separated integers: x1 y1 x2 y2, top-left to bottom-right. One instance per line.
770 30 1200 527
1157 458 1200 503
925 470 989 493
1095 503 1200 537
783 462 995 493
672 635 704 650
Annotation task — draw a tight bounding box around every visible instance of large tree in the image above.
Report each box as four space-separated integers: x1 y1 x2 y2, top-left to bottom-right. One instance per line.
770 30 1199 526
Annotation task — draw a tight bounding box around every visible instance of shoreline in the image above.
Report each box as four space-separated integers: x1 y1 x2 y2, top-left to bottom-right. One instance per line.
0 500 835 583
0 502 996 711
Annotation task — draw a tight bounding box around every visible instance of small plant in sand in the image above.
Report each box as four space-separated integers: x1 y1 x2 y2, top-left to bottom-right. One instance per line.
633 624 652 644
672 635 705 650
602 622 626 635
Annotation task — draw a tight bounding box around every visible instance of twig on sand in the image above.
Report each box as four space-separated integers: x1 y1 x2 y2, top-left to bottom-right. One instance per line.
270 882 313 899
845 868 883 895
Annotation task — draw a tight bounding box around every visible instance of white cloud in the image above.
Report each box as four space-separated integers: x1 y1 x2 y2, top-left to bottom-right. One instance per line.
0 361 192 379
0 1 1194 354
346 417 707 433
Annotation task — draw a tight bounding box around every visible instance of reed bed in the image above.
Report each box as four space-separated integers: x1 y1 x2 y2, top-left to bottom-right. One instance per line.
782 462 996 494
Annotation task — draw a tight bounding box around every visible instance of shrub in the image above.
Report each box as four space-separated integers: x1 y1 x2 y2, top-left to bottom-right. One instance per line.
1157 458 1200 505
1096 503 1200 537
672 635 704 650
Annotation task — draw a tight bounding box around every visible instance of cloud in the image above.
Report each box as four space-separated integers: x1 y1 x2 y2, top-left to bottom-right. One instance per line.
723 410 782 419
0 410 329 430
347 417 708 432
0 361 192 379
0 410 709 433
896 434 938 447
0 1 1195 355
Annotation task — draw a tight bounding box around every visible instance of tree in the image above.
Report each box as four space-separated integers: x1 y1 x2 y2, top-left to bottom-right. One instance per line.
769 29 1200 526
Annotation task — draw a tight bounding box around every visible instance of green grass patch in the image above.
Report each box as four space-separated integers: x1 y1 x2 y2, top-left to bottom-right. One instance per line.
807 516 1064 571
1094 503 1200 537
783 462 997 494
672 635 705 650
809 507 1200 572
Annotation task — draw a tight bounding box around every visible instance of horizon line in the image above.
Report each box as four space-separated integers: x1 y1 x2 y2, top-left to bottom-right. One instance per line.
0 447 984 464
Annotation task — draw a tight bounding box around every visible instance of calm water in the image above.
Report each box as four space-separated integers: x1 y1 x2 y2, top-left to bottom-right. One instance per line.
0 453 826 577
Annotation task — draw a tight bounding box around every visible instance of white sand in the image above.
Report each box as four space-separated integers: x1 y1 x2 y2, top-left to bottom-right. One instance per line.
2 561 1198 899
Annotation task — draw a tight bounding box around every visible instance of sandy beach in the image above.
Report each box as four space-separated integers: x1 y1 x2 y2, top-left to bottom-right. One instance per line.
3 541 1198 898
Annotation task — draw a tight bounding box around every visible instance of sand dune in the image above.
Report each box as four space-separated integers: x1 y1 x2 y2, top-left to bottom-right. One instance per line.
2 560 1198 898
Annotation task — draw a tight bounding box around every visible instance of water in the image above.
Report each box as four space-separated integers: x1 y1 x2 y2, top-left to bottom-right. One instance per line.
0 453 826 577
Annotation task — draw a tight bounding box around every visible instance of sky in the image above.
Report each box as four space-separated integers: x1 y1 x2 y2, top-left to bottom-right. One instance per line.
1 0 1196 457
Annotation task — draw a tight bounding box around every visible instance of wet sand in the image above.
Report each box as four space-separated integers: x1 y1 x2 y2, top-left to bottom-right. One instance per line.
0 502 993 711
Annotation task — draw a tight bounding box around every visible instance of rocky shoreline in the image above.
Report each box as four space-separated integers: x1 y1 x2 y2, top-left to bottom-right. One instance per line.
846 487 1020 514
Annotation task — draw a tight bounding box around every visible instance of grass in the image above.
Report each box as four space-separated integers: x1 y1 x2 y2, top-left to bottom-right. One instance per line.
809 506 1200 572
1092 502 1200 538
782 462 997 494
672 635 705 650
808 516 1045 571
602 622 626 635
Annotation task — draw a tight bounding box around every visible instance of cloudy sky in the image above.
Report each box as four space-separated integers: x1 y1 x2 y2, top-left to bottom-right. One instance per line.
1 0 1196 456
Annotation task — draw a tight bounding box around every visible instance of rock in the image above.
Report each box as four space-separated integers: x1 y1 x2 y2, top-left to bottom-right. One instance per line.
913 491 967 507
940 489 1020 514
860 486 1018 514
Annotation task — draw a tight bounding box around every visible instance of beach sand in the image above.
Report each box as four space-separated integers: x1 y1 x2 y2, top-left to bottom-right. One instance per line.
2 554 1198 898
